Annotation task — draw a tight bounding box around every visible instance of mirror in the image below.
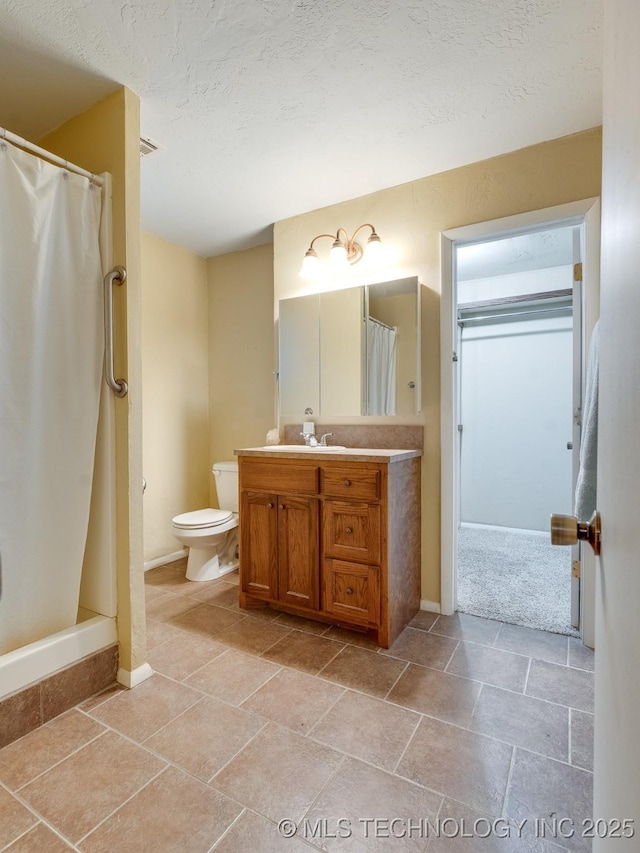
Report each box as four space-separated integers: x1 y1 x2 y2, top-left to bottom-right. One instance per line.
278 277 421 418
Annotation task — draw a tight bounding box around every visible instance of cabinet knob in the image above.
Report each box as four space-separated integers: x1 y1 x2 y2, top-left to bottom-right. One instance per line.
345 587 353 595
278 503 285 510
267 502 273 509
345 527 353 534
343 479 351 487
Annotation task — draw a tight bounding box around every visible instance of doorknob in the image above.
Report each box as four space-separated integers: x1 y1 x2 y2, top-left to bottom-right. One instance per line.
550 511 601 556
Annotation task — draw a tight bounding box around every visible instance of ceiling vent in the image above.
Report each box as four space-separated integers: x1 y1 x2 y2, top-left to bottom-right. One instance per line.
139 136 161 158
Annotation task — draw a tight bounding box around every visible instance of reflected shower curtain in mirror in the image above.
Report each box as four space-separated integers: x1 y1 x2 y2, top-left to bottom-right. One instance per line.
367 319 397 416
0 140 103 655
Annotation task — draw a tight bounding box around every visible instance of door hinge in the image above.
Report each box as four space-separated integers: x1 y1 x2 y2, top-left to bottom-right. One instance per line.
458 424 463 432
572 559 581 579
452 351 458 362
573 262 583 282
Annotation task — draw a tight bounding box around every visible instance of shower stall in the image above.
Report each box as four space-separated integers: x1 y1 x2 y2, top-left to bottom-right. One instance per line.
0 130 120 700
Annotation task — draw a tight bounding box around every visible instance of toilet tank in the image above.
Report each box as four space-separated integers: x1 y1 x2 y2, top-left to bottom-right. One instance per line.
212 461 239 512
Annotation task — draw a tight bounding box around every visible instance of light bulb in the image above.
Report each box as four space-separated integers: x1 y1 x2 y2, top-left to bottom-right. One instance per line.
366 233 384 264
299 250 321 279
329 240 348 269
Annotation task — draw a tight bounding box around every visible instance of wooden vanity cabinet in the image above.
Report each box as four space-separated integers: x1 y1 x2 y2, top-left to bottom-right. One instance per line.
238 452 421 648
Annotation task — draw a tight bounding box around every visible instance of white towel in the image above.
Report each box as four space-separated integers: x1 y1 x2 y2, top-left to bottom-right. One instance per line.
575 321 599 520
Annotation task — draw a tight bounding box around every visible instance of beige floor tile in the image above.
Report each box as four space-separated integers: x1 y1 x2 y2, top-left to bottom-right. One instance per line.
144 564 191 594
0 710 105 790
144 619 183 651
4 822 75 851
526 660 594 713
504 749 593 853
214 615 293 655
145 593 200 623
469 686 569 761
397 716 513 816
430 798 566 852
144 696 265 781
211 722 342 824
273 611 334 635
0 787 38 849
147 631 227 681
89 674 203 742
242 668 344 734
262 630 345 674
80 765 242 852
322 626 382 650
214 809 315 852
382 628 459 670
19 730 165 843
319 645 407 698
445 642 530 693
189 580 241 608
409 610 439 631
237 605 284 622
304 756 441 852
570 710 594 771
568 639 595 672
170 602 245 638
310 690 420 771
387 664 482 727
430 614 502 646
494 624 568 666
144 584 169 603
77 684 126 713
225 569 240 585
184 648 281 704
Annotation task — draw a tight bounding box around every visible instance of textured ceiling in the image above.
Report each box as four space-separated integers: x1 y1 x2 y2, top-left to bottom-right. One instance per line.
0 0 603 257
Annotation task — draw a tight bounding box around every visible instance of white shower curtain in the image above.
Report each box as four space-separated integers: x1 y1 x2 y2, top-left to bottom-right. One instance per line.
367 319 397 416
0 140 103 655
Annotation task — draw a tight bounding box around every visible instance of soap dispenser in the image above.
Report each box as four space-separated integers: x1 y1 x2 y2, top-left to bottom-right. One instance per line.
301 421 317 446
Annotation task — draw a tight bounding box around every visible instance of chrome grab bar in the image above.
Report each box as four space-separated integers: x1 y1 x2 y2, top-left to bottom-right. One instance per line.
104 266 128 397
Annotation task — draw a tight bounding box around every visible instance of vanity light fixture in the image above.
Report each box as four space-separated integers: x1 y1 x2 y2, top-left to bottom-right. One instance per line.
299 224 383 279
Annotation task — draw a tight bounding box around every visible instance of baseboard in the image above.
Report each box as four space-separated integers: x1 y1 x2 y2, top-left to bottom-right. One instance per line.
117 662 154 689
420 599 441 614
144 550 187 572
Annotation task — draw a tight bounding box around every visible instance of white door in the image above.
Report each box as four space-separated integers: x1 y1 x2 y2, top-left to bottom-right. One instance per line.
593 0 640 836
570 232 583 630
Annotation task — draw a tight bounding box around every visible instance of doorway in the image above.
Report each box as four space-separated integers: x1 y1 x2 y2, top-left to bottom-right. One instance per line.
455 226 579 634
440 199 600 646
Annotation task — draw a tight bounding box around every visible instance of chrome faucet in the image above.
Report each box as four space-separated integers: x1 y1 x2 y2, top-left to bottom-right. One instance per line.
318 433 333 447
300 430 317 446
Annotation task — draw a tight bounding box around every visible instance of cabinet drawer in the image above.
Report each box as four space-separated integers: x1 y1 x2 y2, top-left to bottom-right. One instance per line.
241 461 319 494
322 559 380 627
323 501 381 564
320 466 380 501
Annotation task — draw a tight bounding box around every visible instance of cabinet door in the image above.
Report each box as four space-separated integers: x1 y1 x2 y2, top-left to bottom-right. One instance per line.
240 491 278 600
323 500 381 564
322 559 380 627
278 495 319 610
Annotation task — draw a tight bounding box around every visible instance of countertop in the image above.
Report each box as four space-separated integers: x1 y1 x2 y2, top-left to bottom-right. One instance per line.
234 447 422 463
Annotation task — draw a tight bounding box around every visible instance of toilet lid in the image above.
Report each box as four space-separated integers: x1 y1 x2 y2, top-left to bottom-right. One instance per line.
172 508 233 529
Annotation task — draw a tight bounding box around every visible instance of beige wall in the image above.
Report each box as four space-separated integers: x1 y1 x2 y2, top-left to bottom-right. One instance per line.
208 244 274 504
41 88 145 675
141 233 210 561
274 128 602 604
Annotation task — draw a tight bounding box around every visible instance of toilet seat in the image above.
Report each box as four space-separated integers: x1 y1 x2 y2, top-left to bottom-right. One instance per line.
172 508 233 529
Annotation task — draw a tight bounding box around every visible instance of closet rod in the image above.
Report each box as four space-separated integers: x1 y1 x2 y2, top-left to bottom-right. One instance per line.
0 126 103 186
458 305 572 326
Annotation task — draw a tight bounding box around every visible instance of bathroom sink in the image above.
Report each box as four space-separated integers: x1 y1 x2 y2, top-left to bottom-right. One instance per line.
261 444 347 452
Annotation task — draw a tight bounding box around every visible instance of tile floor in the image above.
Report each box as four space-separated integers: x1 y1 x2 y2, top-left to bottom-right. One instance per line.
0 560 595 852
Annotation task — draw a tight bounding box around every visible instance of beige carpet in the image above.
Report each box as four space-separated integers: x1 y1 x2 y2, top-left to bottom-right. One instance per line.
457 524 578 636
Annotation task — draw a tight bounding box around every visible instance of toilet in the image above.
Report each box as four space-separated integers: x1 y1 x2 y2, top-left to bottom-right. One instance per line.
171 461 239 582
